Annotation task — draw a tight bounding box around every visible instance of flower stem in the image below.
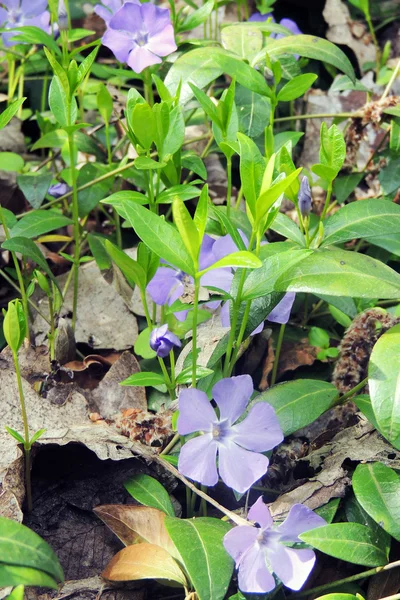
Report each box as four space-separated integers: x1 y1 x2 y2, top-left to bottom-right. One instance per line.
332 376 368 406
143 68 154 106
13 350 32 512
67 131 80 331
191 277 201 388
271 323 286 387
274 111 363 123
226 155 232 220
381 56 400 100
321 181 333 220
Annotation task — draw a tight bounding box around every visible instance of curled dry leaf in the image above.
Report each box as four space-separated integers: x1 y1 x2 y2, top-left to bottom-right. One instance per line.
102 542 187 586
94 505 180 560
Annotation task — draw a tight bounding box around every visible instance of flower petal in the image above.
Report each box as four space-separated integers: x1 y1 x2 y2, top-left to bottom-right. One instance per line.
248 496 273 529
147 267 183 306
223 525 259 566
199 235 217 271
267 292 295 324
268 546 316 591
0 7 9 24
276 504 326 542
1 0 19 9
145 24 177 58
141 3 172 37
102 28 133 64
178 434 218 487
279 17 302 35
128 45 162 73
232 402 283 452
212 374 253 425
200 268 233 294
94 4 114 22
220 301 230 328
20 0 48 17
177 388 216 435
218 441 269 493
238 543 276 594
109 2 141 30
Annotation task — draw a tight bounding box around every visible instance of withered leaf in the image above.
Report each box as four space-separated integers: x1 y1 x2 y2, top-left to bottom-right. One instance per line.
94 505 179 559
102 543 187 586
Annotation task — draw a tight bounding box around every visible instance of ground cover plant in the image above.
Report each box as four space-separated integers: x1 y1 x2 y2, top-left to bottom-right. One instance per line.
1 0 400 599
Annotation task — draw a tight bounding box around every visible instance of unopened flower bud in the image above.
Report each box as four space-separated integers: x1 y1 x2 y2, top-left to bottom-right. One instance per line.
150 324 181 358
3 299 27 353
298 176 312 217
48 182 71 199
58 0 68 31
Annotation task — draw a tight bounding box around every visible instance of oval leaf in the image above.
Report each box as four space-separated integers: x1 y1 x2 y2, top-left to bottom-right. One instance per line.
0 564 58 589
369 324 400 448
10 210 72 239
201 251 262 274
124 474 175 517
102 543 187 586
120 372 165 387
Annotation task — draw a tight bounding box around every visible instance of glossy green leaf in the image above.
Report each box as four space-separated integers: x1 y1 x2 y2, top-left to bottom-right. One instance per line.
15 26 61 56
105 240 146 290
0 517 64 582
333 173 364 204
108 202 195 275
238 133 266 218
270 213 306 246
87 233 112 271
368 324 400 449
200 251 262 275
124 474 175 517
2 237 60 290
235 84 270 138
178 0 215 33
322 199 400 247
0 564 58 589
256 168 302 222
9 210 72 239
0 152 24 172
300 523 389 566
315 498 341 524
165 517 234 600
257 380 337 436
277 73 318 101
261 35 355 82
157 184 201 205
0 98 25 130
175 366 214 385
17 172 53 209
120 372 166 387
172 197 200 265
221 25 263 61
131 103 156 150
49 75 77 127
97 84 113 123
134 327 156 359
103 190 148 205
354 394 379 429
275 248 400 299
5 584 25 600
353 462 400 541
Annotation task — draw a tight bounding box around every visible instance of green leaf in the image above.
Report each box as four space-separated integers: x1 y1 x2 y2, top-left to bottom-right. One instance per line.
0 517 64 582
309 326 330 348
157 184 201 204
87 233 112 271
256 168 302 222
257 380 337 436
120 372 166 387
274 248 400 299
2 237 60 290
105 240 146 290
299 523 389 566
9 210 72 239
270 213 306 246
235 84 270 138
178 0 215 33
165 517 234 600
0 98 25 130
12 25 61 56
189 83 223 130
165 47 271 104
131 103 156 150
5 426 25 444
390 120 400 152
103 190 148 206
17 172 53 209
277 73 318 102
134 327 156 359
176 366 214 384
5 584 25 600
261 35 355 82
238 133 266 218
134 156 165 170
200 251 262 274
221 25 263 61
193 185 209 241
315 498 341 524
44 50 70 97
353 462 400 541
97 84 113 124
124 474 175 517
368 324 400 449
333 173 364 204
0 564 58 589
319 123 346 177
49 75 77 127
172 197 200 265
354 394 379 429
77 164 113 217
0 152 24 172
108 202 195 276
322 199 400 247
31 129 68 151
77 46 99 86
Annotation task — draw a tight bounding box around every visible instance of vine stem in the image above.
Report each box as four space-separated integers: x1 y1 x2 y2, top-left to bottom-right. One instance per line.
381 56 400 100
67 131 80 331
226 155 232 220
275 111 363 123
291 559 400 599
270 323 286 387
13 350 32 512
321 181 333 220
332 376 368 406
191 278 201 388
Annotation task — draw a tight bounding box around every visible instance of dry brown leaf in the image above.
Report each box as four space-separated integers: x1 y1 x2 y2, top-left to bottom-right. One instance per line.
102 543 187 586
94 505 179 559
367 567 400 600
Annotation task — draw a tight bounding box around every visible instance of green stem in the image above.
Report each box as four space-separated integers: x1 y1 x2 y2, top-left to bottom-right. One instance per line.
226 155 232 220
0 205 30 338
160 432 180 456
67 131 80 331
270 323 286 386
191 277 201 388
382 56 400 100
143 68 154 106
321 181 333 220
13 350 32 512
17 64 24 118
169 349 176 388
48 297 56 361
275 111 363 123
291 559 400 599
332 376 368 406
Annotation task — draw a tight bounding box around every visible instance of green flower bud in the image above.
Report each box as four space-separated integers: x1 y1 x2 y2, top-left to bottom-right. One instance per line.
34 270 51 296
3 299 27 353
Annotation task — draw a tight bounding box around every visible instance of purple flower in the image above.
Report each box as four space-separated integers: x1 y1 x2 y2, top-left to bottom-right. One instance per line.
150 324 181 358
223 497 326 594
48 182 71 198
177 375 283 493
298 176 312 217
101 2 177 73
146 235 233 322
0 0 50 47
94 0 134 25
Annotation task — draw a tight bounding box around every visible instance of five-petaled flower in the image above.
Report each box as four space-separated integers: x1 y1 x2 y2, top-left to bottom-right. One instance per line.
101 1 177 73
223 497 326 594
150 324 181 358
0 0 50 47
177 375 283 493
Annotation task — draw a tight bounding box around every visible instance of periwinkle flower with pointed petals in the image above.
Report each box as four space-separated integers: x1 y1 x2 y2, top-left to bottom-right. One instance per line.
223 497 326 594
177 375 283 493
101 2 177 73
298 176 312 217
94 0 135 25
0 0 50 47
48 182 71 199
150 324 181 358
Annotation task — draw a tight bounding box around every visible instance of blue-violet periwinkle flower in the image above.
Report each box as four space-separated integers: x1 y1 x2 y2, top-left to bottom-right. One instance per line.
149 324 181 358
223 497 326 594
0 0 50 47
177 375 283 493
298 176 312 217
101 2 177 73
48 182 71 198
94 0 128 25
